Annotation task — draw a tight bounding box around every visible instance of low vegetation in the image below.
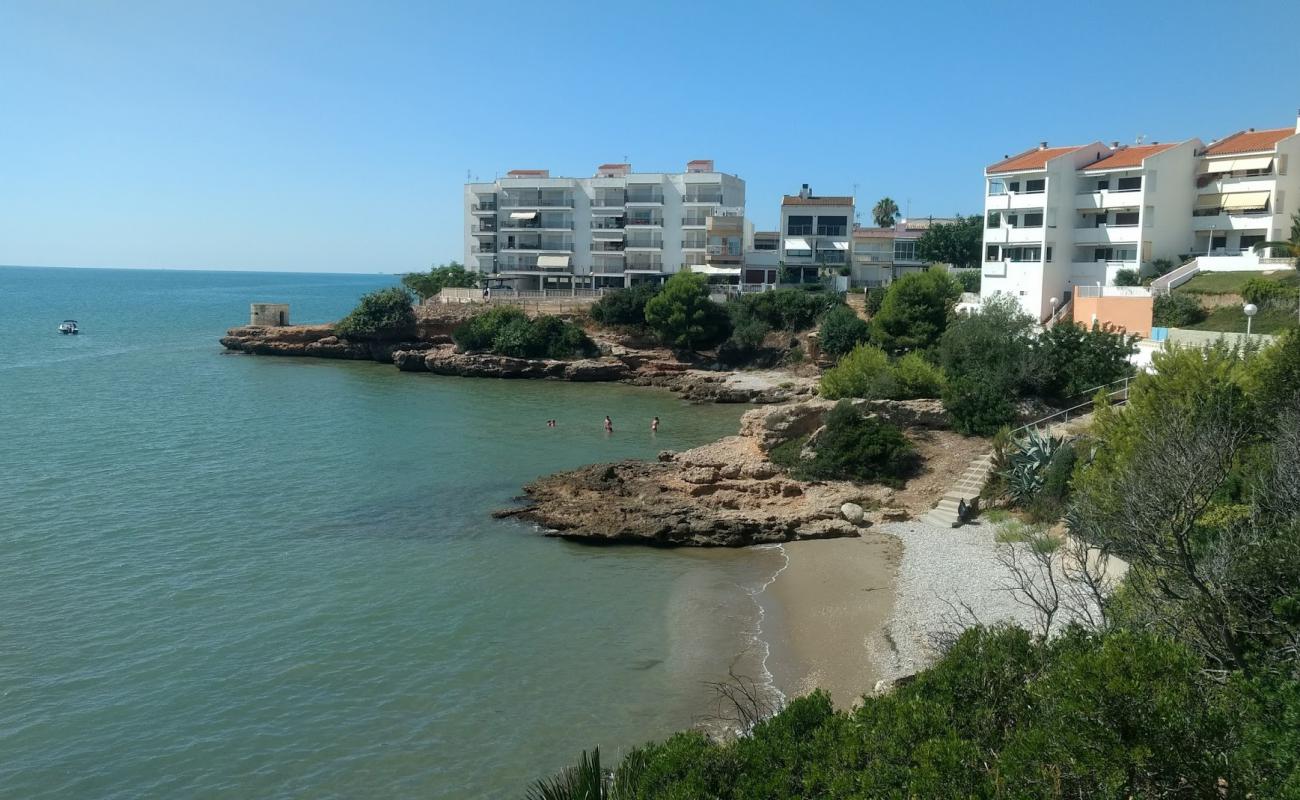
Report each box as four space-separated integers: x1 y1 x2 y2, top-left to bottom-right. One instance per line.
869 270 963 353
334 286 417 341
643 272 733 351
452 306 596 359
1152 292 1205 327
819 344 944 401
814 305 870 359
770 400 919 486
589 284 661 327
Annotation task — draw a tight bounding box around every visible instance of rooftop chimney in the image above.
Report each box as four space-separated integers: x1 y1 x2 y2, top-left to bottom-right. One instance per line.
799 183 811 199
686 159 714 173
1111 140 1120 149
1039 141 1048 150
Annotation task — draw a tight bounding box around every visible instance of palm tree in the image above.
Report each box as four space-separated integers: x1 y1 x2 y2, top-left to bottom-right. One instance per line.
1251 211 1300 264
872 197 900 229
526 748 648 800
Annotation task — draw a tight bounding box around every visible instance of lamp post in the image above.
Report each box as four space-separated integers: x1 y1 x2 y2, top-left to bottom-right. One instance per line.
1243 302 1258 338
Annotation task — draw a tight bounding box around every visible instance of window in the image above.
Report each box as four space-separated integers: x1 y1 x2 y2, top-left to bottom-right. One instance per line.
1008 181 1021 193
1002 246 1042 262
1022 212 1044 228
1045 247 1053 262
1025 178 1045 193
1144 205 1155 227
987 211 1001 228
1096 179 1110 191
816 216 847 236
1211 235 1227 250
986 245 1000 261
1093 247 1136 262
1117 176 1142 191
894 240 918 260
1115 211 1139 226
988 178 1006 196
1006 213 1019 227
1240 234 1266 251
786 215 812 235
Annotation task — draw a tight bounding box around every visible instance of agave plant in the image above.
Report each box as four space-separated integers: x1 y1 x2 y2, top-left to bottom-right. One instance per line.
1002 428 1063 505
526 747 649 800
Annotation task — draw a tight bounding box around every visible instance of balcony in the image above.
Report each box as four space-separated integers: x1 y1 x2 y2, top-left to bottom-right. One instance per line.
985 191 1047 211
471 202 497 214
471 223 497 235
682 194 723 205
1072 226 1139 245
682 216 709 227
816 226 847 237
1074 190 1142 210
499 220 574 231
1192 212 1271 232
1004 225 1047 244
592 194 626 209
625 257 664 271
590 242 626 253
625 239 663 250
501 240 574 253
470 244 497 254
626 216 664 228
591 262 626 275
499 195 574 209
625 189 664 205
786 225 813 236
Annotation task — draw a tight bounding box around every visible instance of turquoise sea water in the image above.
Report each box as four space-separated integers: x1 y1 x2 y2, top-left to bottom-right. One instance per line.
0 267 781 798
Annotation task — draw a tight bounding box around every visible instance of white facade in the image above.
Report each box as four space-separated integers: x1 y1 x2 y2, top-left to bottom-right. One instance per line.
464 161 746 290
981 114 1300 321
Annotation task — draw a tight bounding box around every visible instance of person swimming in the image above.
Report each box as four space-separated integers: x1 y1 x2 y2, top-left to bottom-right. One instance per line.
651 416 659 433
604 415 613 433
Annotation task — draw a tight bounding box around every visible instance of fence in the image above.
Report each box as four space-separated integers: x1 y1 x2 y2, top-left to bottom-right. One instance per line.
1010 376 1133 437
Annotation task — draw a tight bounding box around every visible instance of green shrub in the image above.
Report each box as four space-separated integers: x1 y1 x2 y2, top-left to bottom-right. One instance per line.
732 289 839 332
452 306 596 359
820 344 895 400
944 372 1018 436
870 270 963 353
794 400 919 486
893 352 947 398
644 272 732 351
951 269 981 293
590 284 660 327
1240 277 1299 308
1113 268 1140 286
1153 293 1205 327
864 286 887 316
1027 321 1136 403
335 287 417 341
717 316 772 367
816 304 871 359
1151 257 1177 277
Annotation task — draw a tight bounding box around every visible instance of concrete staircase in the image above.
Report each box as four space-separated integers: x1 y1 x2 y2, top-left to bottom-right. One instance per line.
922 452 995 528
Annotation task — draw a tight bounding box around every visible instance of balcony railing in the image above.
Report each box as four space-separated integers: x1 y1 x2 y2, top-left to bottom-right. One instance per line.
682 217 710 226
591 219 626 230
626 191 665 204
471 223 497 234
590 243 626 252
683 194 723 204
499 221 574 230
499 196 574 208
471 202 497 212
626 216 664 227
471 244 497 254
816 226 847 236
786 225 813 235
592 195 626 207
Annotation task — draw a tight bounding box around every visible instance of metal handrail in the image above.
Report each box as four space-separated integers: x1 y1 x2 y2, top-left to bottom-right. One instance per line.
1010 376 1133 437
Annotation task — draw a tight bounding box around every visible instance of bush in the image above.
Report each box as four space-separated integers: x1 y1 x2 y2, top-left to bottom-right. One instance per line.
1151 257 1177 277
1026 441 1076 522
864 286 886 316
732 289 839 332
1241 277 1299 308
1153 293 1205 327
819 344 895 400
893 351 947 398
589 284 660 327
870 270 962 353
944 372 1018 436
816 304 871 359
1027 321 1136 403
794 400 919 486
335 287 417 341
644 272 732 351
452 306 596 359
951 269 981 293
716 316 773 367
1113 268 1140 286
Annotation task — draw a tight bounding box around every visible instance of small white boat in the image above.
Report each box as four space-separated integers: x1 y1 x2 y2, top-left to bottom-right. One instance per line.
58 320 79 335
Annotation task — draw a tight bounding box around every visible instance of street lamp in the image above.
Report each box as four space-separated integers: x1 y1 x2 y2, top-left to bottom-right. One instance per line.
1243 302 1258 338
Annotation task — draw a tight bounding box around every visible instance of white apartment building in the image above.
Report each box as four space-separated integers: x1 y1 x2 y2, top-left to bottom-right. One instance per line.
851 218 955 287
464 160 747 291
981 113 1300 321
779 186 853 283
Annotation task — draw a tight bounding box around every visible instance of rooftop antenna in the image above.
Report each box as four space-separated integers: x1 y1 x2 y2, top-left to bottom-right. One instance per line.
1136 133 1146 144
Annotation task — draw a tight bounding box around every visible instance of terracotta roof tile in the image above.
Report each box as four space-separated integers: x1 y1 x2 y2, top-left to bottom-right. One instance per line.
1204 127 1295 156
987 145 1086 174
1080 143 1177 171
782 195 853 206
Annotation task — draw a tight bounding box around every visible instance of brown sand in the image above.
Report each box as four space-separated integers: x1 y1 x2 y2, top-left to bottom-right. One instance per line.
764 531 902 708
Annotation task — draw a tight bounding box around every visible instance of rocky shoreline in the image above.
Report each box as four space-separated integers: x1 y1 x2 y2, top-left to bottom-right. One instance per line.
495 399 978 547
220 322 818 403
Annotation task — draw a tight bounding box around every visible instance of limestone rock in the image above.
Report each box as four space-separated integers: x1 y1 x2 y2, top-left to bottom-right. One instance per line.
841 502 865 524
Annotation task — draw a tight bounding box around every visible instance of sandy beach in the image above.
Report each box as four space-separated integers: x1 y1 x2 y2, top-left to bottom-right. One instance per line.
762 532 902 707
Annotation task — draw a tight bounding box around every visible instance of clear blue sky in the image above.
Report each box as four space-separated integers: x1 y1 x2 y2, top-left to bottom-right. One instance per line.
2 0 1297 273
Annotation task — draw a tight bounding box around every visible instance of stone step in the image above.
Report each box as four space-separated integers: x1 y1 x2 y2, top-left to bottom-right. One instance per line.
923 451 995 530
922 510 959 528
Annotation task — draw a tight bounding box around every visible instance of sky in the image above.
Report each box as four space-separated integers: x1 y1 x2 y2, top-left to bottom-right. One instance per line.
2 0 1298 274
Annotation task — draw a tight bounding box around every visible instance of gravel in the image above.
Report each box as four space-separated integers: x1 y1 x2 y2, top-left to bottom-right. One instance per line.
869 519 1038 683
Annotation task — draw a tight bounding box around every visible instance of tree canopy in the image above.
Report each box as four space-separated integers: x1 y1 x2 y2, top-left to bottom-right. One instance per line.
916 215 983 269
643 272 732 351
871 197 899 229
334 286 417 341
869 270 962 354
400 262 476 300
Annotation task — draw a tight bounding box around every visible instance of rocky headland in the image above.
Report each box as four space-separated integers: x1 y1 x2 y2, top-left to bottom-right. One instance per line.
495 398 981 547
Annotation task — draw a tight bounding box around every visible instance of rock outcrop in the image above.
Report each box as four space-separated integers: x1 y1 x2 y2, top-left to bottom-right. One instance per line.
414 348 631 381
219 325 428 362
738 398 948 450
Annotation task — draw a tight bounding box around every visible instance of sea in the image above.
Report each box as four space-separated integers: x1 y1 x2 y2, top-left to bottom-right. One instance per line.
0 266 785 799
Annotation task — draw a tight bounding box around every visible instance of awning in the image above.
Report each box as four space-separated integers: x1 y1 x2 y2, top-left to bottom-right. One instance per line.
1221 191 1270 211
817 240 850 250
509 211 538 220
1232 156 1273 171
688 265 742 276
537 255 571 268
785 238 811 251
1195 193 1223 208
1202 161 1235 175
